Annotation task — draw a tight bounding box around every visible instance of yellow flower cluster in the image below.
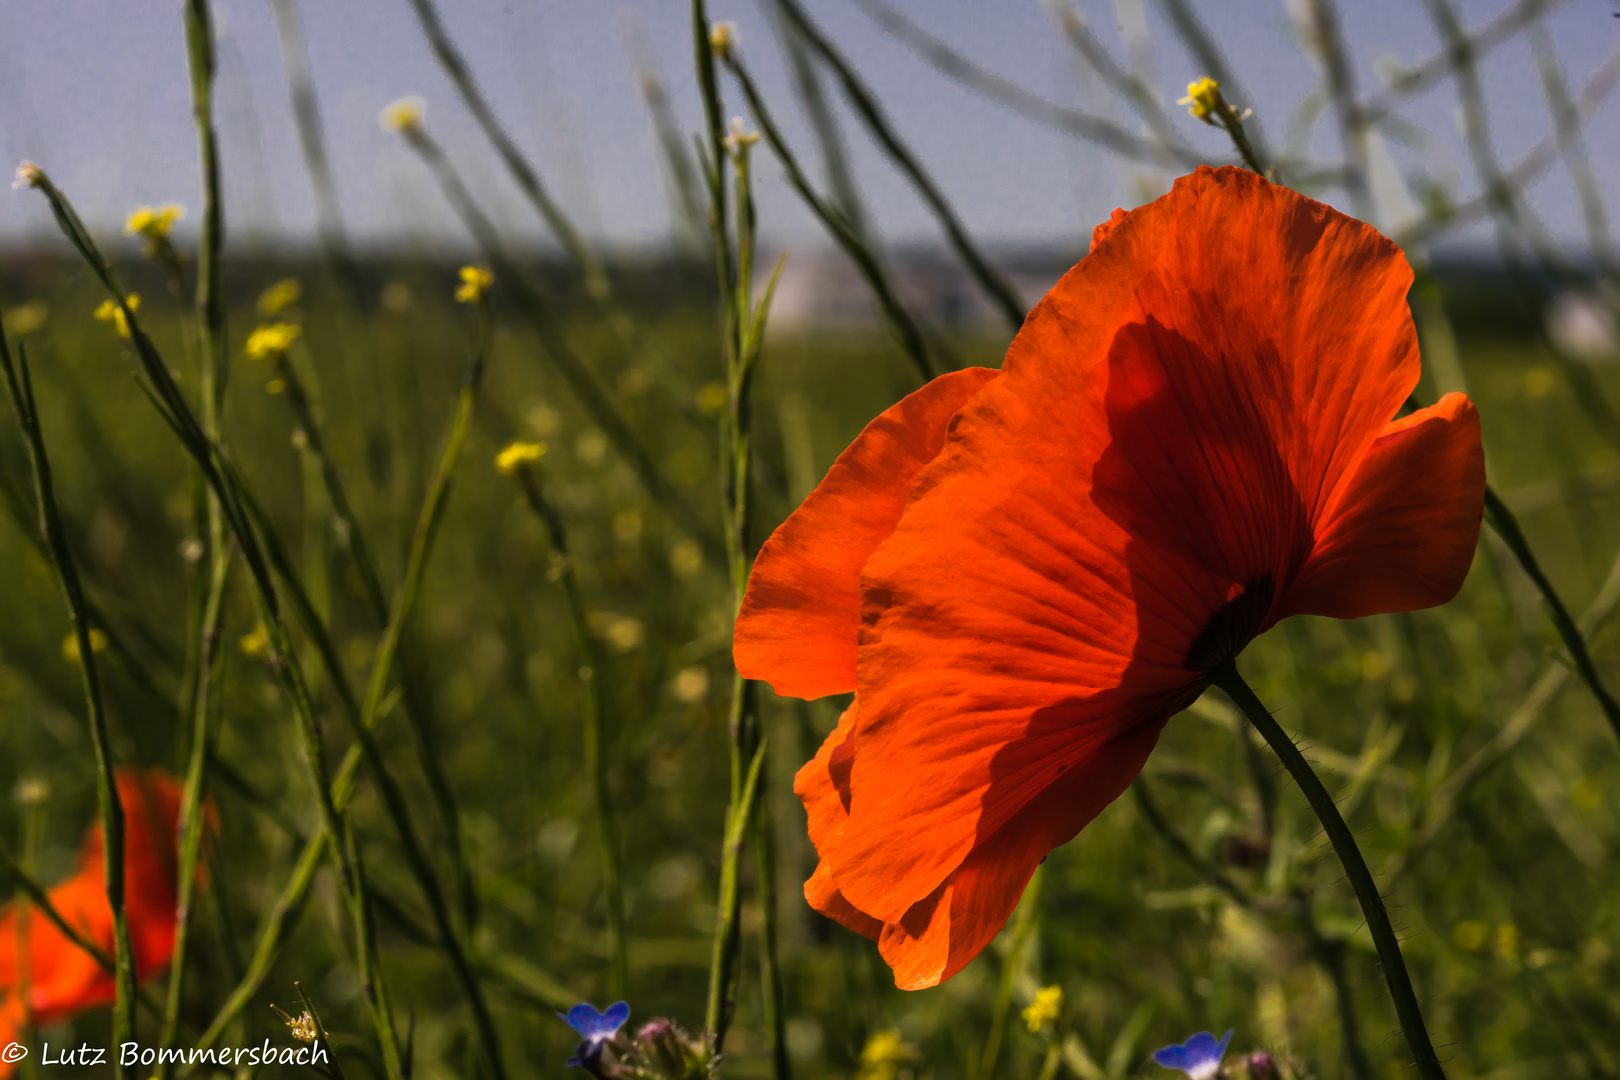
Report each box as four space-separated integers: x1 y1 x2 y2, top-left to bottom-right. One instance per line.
258 278 302 317
124 204 184 242
379 96 425 134
1178 77 1222 121
1022 984 1063 1032
455 265 495 304
856 1030 917 1080
245 322 301 360
239 623 270 658
61 629 110 665
709 22 736 61
93 294 140 339
495 440 546 475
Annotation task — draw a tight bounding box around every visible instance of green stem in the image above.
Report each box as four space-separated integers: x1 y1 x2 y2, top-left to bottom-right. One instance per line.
753 796 790 1080
399 124 726 565
19 165 410 1080
157 538 228 1078
1210 662 1446 1080
768 0 1026 331
347 304 507 1080
973 865 1042 1080
0 324 135 1078
705 740 769 1040
726 55 937 384
273 347 478 929
514 471 628 998
1483 487 1620 746
162 7 230 1073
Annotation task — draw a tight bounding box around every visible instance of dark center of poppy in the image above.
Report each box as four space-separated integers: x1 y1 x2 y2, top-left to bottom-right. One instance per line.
1184 574 1275 673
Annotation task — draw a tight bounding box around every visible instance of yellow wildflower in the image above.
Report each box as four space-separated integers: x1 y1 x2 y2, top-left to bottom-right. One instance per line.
124 204 184 243
62 629 110 665
93 294 140 339
379 96 426 134
496 440 546 475
257 278 303 317
697 382 729 415
4 301 47 336
245 322 301 360
1022 985 1063 1032
455 265 495 304
239 624 270 658
709 22 736 61
856 1030 917 1080
284 1010 318 1045
1178 76 1222 121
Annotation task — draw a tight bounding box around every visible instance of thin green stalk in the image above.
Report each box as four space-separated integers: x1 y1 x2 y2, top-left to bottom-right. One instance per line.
973 866 1042 1080
1210 662 1445 1080
1361 0 1567 126
18 166 406 1080
1484 488 1620 745
769 0 1026 332
725 54 937 383
161 6 230 1074
345 819 404 1080
753 796 789 1080
404 0 710 434
1037 0 1189 153
402 0 597 298
346 298 507 1080
395 123 727 565
691 39 789 1052
772 3 869 246
0 324 135 1078
827 0 1204 173
1206 93 1620 752
157 538 229 1079
1393 41 1620 249
512 468 627 998
271 345 478 929
1151 0 1274 166
705 742 769 1041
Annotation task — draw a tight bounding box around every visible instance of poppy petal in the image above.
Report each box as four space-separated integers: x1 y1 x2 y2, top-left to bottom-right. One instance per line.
804 861 884 941
793 704 859 853
874 718 1167 989
735 367 1000 700
1275 393 1485 621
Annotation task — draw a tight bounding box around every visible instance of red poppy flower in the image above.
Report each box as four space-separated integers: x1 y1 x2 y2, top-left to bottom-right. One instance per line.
0 769 191 1065
735 166 1485 989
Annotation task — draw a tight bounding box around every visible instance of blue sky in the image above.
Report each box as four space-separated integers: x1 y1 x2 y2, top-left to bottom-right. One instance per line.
1 0 1616 258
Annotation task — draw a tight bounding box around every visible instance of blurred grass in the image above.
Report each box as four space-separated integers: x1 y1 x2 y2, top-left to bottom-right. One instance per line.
0 249 1615 1079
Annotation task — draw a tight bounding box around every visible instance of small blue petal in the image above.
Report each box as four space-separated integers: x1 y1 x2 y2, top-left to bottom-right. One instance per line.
1183 1031 1222 1065
563 1003 603 1035
561 1001 631 1041
1151 1031 1234 1078
1153 1045 1192 1070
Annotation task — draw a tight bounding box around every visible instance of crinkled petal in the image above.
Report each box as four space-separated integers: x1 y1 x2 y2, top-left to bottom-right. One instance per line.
735 367 1000 699
872 718 1166 988
823 167 1428 923
1275 393 1485 621
794 704 859 853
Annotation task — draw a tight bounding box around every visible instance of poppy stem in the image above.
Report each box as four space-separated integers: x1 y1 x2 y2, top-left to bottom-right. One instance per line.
1210 662 1447 1080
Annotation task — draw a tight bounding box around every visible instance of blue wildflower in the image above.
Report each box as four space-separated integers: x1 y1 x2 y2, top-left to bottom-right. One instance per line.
560 1001 630 1073
1152 1030 1233 1080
